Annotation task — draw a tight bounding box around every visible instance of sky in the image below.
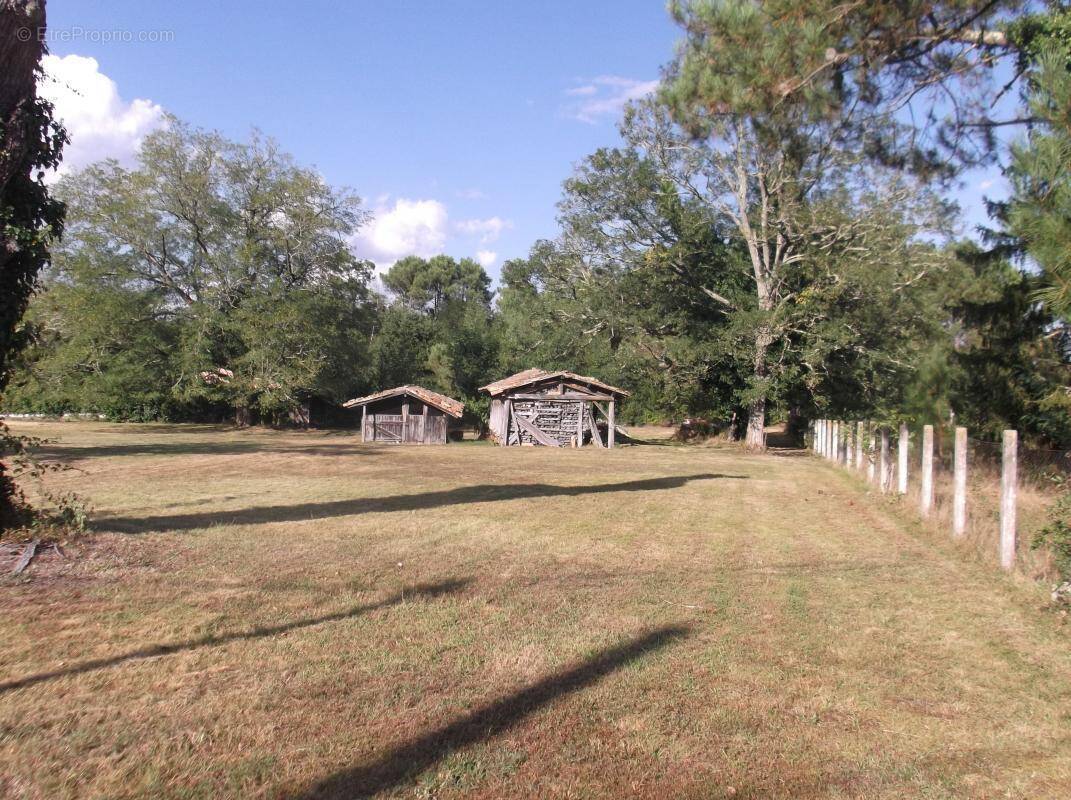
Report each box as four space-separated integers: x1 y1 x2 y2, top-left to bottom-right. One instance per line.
38 1 1009 283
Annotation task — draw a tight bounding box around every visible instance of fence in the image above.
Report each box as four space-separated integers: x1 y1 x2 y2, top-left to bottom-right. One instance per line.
810 418 1068 577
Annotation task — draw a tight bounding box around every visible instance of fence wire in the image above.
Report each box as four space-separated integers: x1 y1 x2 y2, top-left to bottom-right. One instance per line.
811 420 1066 580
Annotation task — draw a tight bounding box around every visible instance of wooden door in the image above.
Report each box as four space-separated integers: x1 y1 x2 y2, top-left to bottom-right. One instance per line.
372 414 403 443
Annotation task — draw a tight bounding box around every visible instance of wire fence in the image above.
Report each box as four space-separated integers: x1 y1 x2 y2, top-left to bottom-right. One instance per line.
809 419 1067 583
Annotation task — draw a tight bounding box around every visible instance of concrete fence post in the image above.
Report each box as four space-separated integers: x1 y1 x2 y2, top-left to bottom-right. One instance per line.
897 423 909 495
855 421 865 470
953 426 967 539
1000 429 1018 570
880 428 891 493
867 428 877 483
920 424 934 517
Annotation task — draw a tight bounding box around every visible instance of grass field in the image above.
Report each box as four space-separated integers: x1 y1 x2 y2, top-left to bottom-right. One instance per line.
2 421 1070 799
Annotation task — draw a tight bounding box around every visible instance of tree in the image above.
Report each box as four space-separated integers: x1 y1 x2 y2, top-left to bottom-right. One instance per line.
41 119 377 422
1006 24 1071 318
1 0 66 526
382 254 492 313
376 254 499 426
666 0 1028 179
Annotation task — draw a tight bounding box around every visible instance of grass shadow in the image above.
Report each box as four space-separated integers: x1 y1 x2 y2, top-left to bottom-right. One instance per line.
0 579 470 694
97 473 744 534
32 440 380 460
284 624 691 799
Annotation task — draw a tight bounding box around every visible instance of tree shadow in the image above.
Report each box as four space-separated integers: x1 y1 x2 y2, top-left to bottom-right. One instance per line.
32 440 381 461
283 624 691 799
0 579 470 694
96 473 743 534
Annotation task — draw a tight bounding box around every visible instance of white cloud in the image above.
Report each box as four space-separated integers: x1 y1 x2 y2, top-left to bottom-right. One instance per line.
979 179 995 191
351 198 449 269
39 54 165 178
455 187 486 200
563 75 659 124
456 216 513 244
476 250 497 268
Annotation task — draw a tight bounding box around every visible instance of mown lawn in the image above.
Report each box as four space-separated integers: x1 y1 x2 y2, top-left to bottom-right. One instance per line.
1 421 1070 799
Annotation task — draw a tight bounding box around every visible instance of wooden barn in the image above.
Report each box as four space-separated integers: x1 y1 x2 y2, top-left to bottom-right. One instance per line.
481 369 629 448
343 386 463 444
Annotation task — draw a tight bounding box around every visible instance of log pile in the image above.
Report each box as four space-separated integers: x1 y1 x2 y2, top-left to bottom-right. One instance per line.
509 400 584 446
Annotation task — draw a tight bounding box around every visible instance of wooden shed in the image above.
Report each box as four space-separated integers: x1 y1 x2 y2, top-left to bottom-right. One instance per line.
480 369 629 448
343 386 463 444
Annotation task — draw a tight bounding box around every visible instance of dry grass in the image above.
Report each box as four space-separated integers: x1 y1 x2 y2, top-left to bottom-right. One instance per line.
1 420 1070 799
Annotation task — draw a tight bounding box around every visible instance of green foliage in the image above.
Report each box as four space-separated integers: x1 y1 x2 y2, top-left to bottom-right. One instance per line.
0 421 89 538
383 255 491 313
1034 488 1071 581
664 0 1023 177
375 254 499 428
1007 35 1071 319
9 119 380 423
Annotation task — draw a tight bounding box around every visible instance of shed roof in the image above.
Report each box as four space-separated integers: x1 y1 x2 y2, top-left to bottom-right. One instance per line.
343 385 464 418
479 369 630 398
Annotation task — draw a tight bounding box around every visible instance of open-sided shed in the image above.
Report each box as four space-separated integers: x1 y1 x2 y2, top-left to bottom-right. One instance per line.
343 386 463 444
480 369 629 448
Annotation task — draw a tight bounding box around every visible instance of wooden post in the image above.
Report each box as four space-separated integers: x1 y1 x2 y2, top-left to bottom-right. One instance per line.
843 422 851 466
813 421 820 454
831 420 839 462
868 429 877 483
880 429 890 493
607 400 615 449
401 398 410 444
953 426 967 539
1000 429 1018 570
361 404 367 442
855 421 865 470
503 398 512 446
920 424 934 517
897 423 909 495
818 419 826 456
576 401 585 447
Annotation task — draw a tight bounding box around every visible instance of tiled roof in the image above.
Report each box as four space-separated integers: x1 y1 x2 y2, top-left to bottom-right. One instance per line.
479 369 630 398
343 385 464 417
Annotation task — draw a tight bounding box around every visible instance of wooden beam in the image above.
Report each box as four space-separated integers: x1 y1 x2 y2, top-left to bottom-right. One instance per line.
508 392 614 402
587 408 603 448
608 400 615 449
361 405 367 442
576 400 585 447
12 540 38 575
502 398 513 445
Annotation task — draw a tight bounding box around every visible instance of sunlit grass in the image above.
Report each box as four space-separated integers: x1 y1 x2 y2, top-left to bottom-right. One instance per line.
1 421 1069 799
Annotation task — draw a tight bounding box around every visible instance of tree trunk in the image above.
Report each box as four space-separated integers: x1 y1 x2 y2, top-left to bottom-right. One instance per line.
744 325 772 450
1 0 49 529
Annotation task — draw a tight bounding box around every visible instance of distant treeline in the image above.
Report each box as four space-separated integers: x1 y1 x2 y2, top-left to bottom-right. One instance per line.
9 1 1071 446
5 116 1069 446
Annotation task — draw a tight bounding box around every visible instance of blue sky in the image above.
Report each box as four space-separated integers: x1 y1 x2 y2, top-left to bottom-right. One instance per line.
41 1 1007 281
